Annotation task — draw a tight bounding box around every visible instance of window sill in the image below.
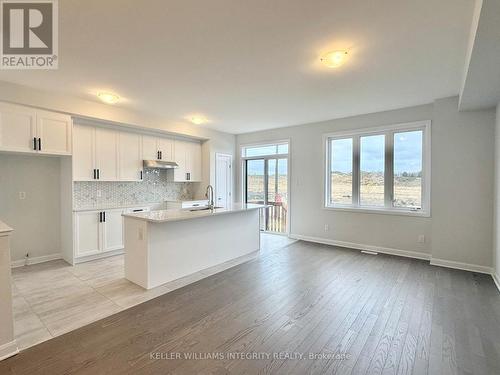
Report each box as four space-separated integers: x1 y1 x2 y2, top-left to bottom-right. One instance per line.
323 205 430 218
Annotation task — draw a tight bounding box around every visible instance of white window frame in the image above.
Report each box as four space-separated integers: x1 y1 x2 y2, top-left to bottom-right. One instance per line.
324 120 431 217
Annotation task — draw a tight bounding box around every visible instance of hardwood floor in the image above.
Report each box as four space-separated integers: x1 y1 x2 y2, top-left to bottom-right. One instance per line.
2 238 500 374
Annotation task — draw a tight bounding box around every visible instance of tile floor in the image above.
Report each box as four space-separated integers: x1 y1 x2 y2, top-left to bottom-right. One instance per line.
11 233 296 351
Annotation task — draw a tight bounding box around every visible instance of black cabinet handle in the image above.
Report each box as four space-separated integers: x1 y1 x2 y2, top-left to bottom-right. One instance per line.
186 172 190 180
33 137 37 150
103 211 106 222
93 169 96 179
157 151 160 159
38 138 41 151
97 169 100 179
140 170 143 180
99 212 102 222
159 151 162 160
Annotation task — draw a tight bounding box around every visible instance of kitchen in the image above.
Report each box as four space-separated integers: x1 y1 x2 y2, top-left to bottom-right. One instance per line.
0 100 263 351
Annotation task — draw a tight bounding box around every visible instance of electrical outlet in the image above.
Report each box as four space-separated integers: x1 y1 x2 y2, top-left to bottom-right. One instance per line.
324 224 329 231
417 234 425 243
19 191 26 200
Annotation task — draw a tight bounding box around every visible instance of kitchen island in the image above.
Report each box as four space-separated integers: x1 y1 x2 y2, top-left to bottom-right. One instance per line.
122 204 265 289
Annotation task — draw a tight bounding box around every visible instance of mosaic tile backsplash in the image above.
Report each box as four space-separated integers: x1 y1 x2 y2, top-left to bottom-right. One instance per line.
73 169 196 209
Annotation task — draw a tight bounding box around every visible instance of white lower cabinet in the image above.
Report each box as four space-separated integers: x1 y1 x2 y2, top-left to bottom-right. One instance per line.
101 209 125 252
74 208 124 259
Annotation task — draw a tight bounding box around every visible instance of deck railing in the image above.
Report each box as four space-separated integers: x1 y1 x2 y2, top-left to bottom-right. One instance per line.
258 202 287 233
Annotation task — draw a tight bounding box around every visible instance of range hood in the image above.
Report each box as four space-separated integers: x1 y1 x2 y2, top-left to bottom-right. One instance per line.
143 160 179 169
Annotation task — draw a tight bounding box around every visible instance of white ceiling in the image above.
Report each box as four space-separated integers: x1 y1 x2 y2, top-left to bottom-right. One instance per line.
0 0 475 134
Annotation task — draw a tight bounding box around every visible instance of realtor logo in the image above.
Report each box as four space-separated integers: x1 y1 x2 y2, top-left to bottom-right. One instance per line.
1 0 58 69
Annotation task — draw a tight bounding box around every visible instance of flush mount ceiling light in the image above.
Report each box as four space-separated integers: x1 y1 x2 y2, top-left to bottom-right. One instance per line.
97 92 120 104
320 50 349 68
189 115 208 125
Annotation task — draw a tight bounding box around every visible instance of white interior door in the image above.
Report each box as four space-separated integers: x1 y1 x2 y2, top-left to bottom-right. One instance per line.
119 132 142 181
36 110 72 155
73 124 95 181
215 153 232 208
0 103 37 153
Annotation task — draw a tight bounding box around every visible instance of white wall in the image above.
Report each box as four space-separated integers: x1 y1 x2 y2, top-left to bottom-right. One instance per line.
0 154 63 262
236 96 495 268
494 103 500 278
431 97 494 268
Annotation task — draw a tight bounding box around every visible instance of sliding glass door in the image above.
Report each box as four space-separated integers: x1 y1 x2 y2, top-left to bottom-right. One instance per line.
243 143 288 233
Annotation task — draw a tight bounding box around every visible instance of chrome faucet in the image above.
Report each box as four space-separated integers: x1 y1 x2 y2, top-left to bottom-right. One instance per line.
205 185 215 209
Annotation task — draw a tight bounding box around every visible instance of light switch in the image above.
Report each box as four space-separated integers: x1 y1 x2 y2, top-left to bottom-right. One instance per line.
19 191 26 200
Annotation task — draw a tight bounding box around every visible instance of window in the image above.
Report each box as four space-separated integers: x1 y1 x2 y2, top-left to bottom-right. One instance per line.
242 142 288 157
325 121 430 216
330 138 353 205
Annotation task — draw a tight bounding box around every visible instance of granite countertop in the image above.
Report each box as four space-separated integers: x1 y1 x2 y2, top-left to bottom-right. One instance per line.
0 220 13 235
122 203 267 223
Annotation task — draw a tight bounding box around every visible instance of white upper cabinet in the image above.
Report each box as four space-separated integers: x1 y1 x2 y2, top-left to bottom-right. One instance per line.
158 137 173 161
73 124 95 181
73 124 201 183
142 134 160 161
142 135 174 161
119 131 143 181
94 128 119 181
36 110 72 155
73 125 119 181
0 103 36 153
174 139 202 182
0 102 71 155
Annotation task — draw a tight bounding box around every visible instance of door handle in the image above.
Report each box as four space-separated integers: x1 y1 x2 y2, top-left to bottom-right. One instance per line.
97 169 100 179
93 169 96 179
103 211 106 222
99 212 102 222
159 151 162 160
38 138 41 151
33 137 37 151
140 170 143 180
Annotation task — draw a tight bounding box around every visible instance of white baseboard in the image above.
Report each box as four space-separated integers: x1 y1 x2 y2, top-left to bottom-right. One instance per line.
289 234 431 261
73 249 124 264
0 340 18 361
492 272 500 293
11 253 62 268
429 258 493 275
289 233 496 278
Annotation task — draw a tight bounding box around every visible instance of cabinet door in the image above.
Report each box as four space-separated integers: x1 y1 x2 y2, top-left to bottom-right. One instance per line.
158 137 173 161
95 127 119 181
189 141 202 181
74 211 100 257
142 135 159 160
73 124 95 181
36 110 72 155
119 132 142 181
101 209 124 252
0 103 37 153
173 139 187 181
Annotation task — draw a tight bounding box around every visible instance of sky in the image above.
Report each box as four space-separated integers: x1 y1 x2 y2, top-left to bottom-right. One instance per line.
331 131 422 174
244 131 423 176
